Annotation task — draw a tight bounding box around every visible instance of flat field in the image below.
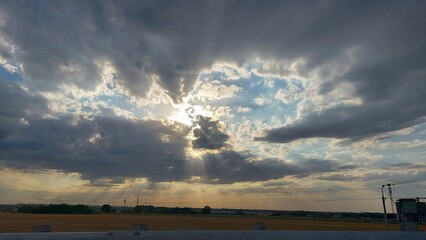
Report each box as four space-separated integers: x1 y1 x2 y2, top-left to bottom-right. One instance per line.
0 213 423 233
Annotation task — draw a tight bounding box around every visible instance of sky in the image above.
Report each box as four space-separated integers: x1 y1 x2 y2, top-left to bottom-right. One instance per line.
0 0 426 212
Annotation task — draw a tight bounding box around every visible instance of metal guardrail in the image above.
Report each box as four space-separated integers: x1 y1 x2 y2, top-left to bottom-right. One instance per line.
1 230 426 240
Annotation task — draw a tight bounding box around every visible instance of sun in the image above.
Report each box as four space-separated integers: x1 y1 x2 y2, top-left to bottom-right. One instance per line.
172 109 193 126
169 104 209 126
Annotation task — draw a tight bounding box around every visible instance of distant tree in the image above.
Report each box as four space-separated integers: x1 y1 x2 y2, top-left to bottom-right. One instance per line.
101 204 112 213
17 204 34 213
17 204 94 214
201 206 211 214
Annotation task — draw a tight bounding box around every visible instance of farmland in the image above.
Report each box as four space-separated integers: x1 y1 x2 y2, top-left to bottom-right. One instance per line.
1 213 424 233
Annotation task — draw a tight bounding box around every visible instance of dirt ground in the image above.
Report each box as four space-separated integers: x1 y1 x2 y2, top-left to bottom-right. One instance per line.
0 213 423 233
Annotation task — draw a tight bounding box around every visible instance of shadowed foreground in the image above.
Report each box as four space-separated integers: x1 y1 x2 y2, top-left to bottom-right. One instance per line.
1 230 426 240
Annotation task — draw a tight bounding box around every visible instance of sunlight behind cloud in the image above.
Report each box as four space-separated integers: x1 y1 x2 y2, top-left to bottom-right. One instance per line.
169 103 210 127
171 107 193 126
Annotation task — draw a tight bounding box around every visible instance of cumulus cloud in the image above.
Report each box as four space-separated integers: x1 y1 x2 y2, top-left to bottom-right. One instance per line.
194 81 240 102
237 106 251 113
274 81 304 104
192 115 229 150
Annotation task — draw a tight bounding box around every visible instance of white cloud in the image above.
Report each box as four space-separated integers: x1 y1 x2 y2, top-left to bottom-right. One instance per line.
2 63 18 72
274 81 304 104
212 106 233 119
351 139 426 151
237 106 252 113
194 81 240 102
207 62 252 81
129 78 174 107
18 118 29 127
0 36 19 72
254 97 271 106
89 133 101 143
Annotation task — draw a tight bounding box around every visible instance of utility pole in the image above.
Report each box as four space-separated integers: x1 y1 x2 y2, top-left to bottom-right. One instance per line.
381 185 389 230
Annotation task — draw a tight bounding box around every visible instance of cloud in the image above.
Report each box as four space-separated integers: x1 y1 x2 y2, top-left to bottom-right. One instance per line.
0 1 422 104
0 77 47 119
0 113 346 185
206 63 252 81
192 115 229 150
191 151 344 184
257 99 426 143
0 76 48 139
317 174 359 182
199 151 301 184
274 81 304 104
0 114 294 184
193 81 240 102
237 106 251 113
0 116 191 183
0 79 309 185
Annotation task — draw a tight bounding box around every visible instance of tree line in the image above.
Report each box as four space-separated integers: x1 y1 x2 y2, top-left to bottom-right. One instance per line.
16 204 212 215
17 204 95 214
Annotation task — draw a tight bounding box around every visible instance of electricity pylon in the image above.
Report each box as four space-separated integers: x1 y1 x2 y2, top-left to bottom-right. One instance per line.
381 180 416 230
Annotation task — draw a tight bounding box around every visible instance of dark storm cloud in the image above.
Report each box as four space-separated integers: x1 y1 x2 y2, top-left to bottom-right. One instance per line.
0 77 47 118
336 165 358 170
188 150 342 184
0 116 191 183
192 115 229 150
0 76 48 139
256 95 426 143
0 116 343 184
199 151 301 183
0 0 212 101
